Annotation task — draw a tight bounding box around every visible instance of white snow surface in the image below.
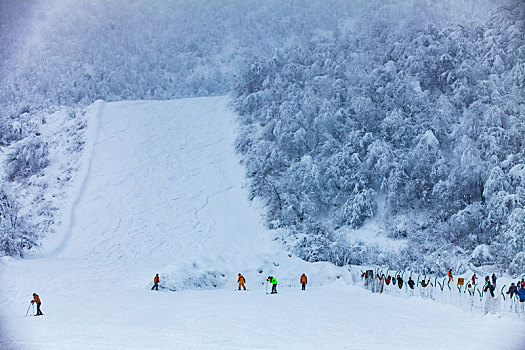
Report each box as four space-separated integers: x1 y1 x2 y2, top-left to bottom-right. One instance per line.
1 97 524 349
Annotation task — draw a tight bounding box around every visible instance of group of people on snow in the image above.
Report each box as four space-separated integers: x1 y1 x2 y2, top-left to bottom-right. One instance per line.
361 269 525 305
27 272 525 318
149 272 309 294
505 279 525 300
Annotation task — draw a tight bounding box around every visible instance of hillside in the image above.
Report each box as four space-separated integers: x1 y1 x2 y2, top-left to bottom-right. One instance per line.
0 97 524 349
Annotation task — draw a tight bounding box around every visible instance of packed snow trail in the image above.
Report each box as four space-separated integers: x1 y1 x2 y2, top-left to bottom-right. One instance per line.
1 97 524 349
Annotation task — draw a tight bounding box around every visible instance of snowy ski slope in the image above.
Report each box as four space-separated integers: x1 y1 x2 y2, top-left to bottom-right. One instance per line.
0 97 524 349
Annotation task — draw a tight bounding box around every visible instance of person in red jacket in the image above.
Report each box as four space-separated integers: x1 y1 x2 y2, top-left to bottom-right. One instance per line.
300 273 308 290
151 274 160 290
31 293 43 316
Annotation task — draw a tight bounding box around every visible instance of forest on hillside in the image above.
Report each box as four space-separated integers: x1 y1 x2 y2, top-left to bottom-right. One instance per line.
1 0 524 276
233 2 525 273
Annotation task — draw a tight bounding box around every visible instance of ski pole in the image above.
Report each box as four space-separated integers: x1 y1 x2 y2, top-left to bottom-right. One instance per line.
32 303 35 316
25 302 32 316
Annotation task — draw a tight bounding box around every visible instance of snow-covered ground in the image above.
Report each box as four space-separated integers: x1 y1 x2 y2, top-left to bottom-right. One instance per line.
1 97 524 349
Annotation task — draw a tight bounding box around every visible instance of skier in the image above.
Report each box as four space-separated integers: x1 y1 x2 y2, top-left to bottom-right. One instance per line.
396 275 403 289
447 269 454 283
151 274 160 290
491 273 497 287
420 279 430 288
267 276 278 294
407 277 415 290
517 285 525 313
506 283 518 299
467 282 475 296
471 273 477 285
521 278 525 288
385 275 392 285
518 284 525 302
484 280 495 297
300 273 307 291
483 280 497 315
378 274 386 293
237 273 246 290
31 293 43 316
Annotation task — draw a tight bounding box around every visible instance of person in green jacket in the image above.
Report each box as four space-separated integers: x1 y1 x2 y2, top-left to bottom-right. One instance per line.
267 276 278 294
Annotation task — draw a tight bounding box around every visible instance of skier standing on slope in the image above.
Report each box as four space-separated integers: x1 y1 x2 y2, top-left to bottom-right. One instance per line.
379 274 386 293
491 273 497 287
268 276 278 294
151 274 160 290
483 280 497 315
506 283 518 299
300 273 307 291
238 273 246 290
407 277 415 290
518 285 525 302
471 273 477 284
484 280 495 297
467 281 476 296
517 285 525 313
447 269 454 283
396 275 403 289
31 293 43 316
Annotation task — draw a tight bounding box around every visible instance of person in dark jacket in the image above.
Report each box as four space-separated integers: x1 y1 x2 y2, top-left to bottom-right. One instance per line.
407 277 415 290
484 280 495 297
396 275 403 289
491 273 497 287
506 283 518 299
421 279 431 288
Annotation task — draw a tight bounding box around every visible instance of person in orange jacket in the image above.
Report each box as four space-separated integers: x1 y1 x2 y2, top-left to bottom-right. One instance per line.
300 273 308 290
237 273 246 290
31 293 43 316
151 274 160 290
447 269 454 283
